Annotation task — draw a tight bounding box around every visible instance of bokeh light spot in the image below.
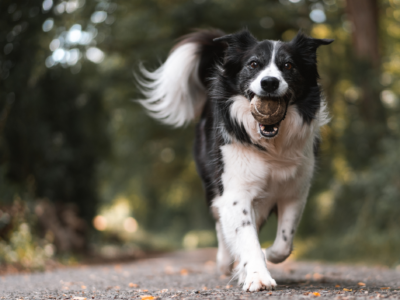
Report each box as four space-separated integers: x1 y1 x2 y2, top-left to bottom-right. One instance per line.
310 9 326 23
42 18 54 32
86 47 105 63
67 24 82 44
49 39 60 51
123 217 138 233
67 48 81 65
381 90 398 109
91 11 108 23
45 56 55 68
52 48 65 62
42 0 53 11
160 148 175 163
4 43 13 55
93 215 107 231
54 3 65 14
66 0 79 13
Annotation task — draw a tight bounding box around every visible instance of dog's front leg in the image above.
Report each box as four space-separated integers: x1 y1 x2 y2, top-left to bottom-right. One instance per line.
214 192 277 292
264 196 308 264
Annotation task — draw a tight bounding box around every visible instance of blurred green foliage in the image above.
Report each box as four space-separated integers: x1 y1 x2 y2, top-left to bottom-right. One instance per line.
1 0 399 267
0 200 55 271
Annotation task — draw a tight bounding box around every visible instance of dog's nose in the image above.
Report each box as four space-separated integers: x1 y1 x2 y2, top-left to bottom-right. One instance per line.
261 76 279 93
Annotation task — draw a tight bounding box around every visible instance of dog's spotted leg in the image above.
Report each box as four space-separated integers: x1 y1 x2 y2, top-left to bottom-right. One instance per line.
263 197 307 264
214 192 277 292
216 221 233 275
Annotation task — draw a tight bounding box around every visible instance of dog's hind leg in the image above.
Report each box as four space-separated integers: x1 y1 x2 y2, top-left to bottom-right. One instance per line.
216 221 233 275
263 195 308 264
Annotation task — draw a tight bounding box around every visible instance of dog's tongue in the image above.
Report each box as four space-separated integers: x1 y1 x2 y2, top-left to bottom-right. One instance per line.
250 96 288 125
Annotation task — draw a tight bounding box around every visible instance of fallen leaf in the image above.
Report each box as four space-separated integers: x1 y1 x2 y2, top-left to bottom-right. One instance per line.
129 283 138 288
141 296 155 300
335 284 340 288
72 297 86 300
115 286 120 290
313 273 324 280
380 287 390 290
303 292 310 295
205 260 215 266
225 285 233 289
160 289 168 293
180 269 188 276
343 288 352 292
81 285 86 289
358 282 366 286
202 287 207 290
313 292 321 296
114 264 122 270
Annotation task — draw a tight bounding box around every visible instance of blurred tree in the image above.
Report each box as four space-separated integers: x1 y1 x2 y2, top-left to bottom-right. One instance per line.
346 0 387 127
0 0 110 248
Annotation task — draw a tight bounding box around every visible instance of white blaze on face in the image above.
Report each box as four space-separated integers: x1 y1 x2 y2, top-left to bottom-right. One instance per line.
249 41 289 97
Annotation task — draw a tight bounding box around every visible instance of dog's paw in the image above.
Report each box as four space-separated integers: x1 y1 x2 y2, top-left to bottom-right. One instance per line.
242 270 277 292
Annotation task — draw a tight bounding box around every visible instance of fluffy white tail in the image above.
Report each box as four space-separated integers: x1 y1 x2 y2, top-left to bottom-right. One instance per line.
137 43 207 127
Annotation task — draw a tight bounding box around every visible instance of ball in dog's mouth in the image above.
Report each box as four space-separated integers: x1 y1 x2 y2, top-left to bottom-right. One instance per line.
250 95 288 138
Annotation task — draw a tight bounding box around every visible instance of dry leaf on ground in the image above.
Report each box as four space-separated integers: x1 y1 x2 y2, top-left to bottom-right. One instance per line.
313 292 321 296
180 269 188 276
358 282 366 286
313 273 324 280
141 296 155 300
129 283 138 288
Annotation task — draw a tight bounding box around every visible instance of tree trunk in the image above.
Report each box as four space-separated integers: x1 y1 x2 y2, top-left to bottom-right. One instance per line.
346 0 386 124
346 0 380 67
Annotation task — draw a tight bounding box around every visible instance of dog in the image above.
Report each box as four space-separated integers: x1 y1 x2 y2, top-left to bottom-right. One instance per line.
137 29 333 292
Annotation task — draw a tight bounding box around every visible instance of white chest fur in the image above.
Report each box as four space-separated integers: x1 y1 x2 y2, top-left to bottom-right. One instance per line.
222 95 321 201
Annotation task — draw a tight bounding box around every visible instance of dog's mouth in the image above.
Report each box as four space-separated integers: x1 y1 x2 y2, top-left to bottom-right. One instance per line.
258 122 281 138
248 91 288 139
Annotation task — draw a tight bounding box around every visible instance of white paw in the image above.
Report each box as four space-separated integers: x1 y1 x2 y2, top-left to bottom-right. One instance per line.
242 270 277 292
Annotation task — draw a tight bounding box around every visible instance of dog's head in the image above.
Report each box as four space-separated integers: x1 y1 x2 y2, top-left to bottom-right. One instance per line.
214 30 333 139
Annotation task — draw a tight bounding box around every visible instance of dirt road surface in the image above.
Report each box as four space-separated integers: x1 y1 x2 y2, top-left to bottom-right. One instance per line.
1 248 400 299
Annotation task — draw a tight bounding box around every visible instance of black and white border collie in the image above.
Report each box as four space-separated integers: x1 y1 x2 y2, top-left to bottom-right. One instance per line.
137 29 333 292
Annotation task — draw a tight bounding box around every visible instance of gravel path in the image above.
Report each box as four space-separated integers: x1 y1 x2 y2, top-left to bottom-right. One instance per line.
1 248 400 299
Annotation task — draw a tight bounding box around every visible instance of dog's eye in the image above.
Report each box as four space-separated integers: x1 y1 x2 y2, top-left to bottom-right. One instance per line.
249 61 258 69
284 62 293 70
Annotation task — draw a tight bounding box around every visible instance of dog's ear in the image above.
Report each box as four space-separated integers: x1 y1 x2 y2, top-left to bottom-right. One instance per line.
290 31 333 84
291 31 334 51
213 29 258 50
